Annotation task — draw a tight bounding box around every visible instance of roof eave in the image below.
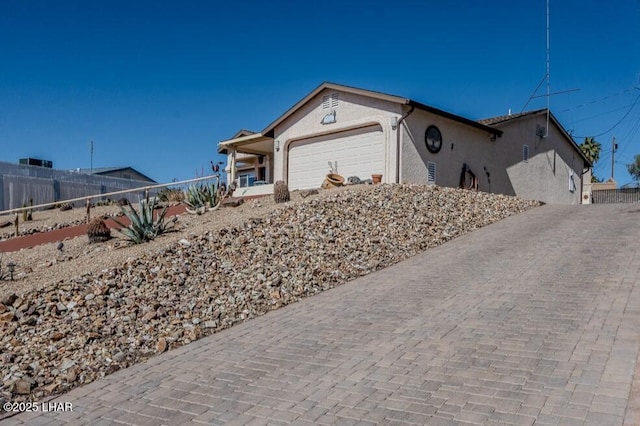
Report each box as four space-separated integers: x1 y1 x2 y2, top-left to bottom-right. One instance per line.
408 100 503 137
262 82 410 137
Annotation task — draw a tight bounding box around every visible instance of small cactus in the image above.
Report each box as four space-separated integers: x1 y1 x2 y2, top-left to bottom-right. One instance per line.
274 181 290 204
87 218 112 243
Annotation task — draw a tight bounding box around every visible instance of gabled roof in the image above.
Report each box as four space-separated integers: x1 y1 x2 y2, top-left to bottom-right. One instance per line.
262 82 502 137
77 166 156 182
231 129 257 139
479 109 591 167
478 109 545 126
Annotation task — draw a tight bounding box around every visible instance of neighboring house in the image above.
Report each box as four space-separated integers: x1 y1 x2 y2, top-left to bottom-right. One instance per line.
0 162 156 211
218 82 591 204
77 167 156 183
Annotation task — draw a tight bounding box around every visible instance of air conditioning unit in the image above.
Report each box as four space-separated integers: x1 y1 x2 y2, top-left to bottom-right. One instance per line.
582 191 591 204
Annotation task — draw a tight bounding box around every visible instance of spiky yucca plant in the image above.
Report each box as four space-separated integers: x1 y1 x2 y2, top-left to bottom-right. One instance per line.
185 182 221 215
113 195 174 244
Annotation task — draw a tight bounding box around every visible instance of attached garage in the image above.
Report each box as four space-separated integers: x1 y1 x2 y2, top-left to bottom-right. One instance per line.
287 124 385 190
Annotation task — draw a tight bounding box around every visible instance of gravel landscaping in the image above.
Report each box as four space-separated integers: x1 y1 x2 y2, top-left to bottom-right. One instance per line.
0 184 540 411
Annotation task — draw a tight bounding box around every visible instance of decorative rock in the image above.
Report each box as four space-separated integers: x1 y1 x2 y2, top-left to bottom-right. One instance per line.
12 379 31 395
1 293 18 306
221 197 244 208
59 358 76 371
299 189 319 198
0 311 14 322
0 184 540 406
156 338 167 353
51 332 65 341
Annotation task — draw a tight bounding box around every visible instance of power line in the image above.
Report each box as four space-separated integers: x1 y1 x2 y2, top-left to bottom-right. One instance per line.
559 87 635 113
565 103 636 125
572 92 640 139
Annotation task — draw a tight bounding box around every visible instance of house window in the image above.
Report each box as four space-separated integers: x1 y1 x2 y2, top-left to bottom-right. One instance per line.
122 173 132 179
238 172 256 188
427 161 436 184
523 145 530 163
323 93 339 109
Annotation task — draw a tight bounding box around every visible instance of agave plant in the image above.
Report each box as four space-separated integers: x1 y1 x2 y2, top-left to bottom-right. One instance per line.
112 195 174 244
185 182 221 215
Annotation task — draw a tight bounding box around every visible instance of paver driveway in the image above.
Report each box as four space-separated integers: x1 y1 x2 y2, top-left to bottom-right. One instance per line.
4 203 640 425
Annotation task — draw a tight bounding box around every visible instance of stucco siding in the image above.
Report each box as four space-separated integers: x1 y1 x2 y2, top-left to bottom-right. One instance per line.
401 109 496 192
494 116 584 204
273 89 402 184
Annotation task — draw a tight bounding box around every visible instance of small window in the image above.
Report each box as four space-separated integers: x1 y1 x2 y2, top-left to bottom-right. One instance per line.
323 93 338 109
523 145 529 163
427 161 436 184
122 173 132 179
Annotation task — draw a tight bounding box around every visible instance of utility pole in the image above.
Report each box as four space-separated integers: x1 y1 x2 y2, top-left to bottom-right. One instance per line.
611 136 617 180
90 141 94 173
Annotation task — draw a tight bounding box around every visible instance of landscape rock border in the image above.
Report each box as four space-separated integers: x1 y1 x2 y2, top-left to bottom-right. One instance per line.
0 184 540 413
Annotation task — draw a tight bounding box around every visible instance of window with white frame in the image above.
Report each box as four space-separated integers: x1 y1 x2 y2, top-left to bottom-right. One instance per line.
427 161 436 184
238 172 256 188
322 93 339 109
523 145 530 162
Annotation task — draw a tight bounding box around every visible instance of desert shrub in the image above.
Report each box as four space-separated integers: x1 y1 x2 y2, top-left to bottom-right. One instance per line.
158 188 185 203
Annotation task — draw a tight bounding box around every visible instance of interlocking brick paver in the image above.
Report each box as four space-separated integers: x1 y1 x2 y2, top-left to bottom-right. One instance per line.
5 204 640 425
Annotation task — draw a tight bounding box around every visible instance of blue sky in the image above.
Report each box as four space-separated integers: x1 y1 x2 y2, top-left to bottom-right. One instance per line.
1 0 639 185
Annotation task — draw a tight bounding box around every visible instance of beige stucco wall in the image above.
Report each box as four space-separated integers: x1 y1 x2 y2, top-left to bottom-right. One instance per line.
272 89 403 184
491 116 586 204
401 109 496 191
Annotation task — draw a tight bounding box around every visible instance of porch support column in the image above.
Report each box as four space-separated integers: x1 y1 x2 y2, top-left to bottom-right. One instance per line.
230 148 237 184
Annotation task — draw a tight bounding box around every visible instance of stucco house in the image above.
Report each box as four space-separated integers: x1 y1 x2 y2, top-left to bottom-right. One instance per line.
218 82 591 204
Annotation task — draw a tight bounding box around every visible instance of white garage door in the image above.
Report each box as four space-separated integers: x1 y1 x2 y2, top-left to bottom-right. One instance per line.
287 124 385 190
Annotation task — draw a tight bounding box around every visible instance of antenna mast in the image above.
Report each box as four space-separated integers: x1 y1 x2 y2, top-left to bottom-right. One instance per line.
545 0 550 137
90 140 94 173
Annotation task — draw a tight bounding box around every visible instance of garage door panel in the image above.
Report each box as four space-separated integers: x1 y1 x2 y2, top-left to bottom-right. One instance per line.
288 125 384 190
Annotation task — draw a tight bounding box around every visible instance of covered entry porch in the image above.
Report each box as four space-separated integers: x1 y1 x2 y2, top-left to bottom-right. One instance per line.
218 132 275 197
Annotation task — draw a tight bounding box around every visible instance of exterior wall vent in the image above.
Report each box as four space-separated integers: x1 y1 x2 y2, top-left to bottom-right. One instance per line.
523 145 530 163
427 161 436 184
323 93 339 109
